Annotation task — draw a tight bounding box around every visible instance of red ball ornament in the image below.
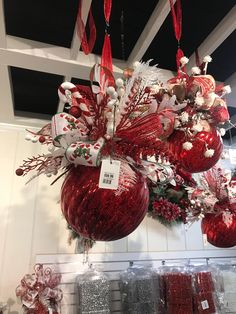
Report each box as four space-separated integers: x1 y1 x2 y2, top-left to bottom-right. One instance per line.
61 163 149 241
201 212 236 248
69 106 81 118
210 104 229 124
168 125 223 173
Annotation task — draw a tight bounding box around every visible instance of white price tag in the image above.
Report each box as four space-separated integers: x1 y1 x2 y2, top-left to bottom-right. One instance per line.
99 159 121 190
203 234 208 246
201 300 209 310
229 149 236 164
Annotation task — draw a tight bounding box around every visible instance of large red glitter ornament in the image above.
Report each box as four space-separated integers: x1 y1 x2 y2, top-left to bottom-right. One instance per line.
61 163 149 241
168 125 223 173
201 212 236 248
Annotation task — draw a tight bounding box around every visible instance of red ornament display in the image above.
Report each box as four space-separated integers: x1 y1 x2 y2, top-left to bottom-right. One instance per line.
201 212 236 248
168 126 223 173
61 164 149 241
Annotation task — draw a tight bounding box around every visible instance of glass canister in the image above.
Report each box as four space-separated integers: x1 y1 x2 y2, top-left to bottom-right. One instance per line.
75 266 111 314
119 264 160 314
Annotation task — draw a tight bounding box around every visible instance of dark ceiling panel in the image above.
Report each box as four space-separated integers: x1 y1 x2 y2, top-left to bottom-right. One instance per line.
10 67 63 117
209 31 236 82
4 0 78 47
91 0 158 60
71 78 90 86
143 0 235 80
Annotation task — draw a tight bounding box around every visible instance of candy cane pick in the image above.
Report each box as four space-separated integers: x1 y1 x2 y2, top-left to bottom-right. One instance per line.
58 82 94 125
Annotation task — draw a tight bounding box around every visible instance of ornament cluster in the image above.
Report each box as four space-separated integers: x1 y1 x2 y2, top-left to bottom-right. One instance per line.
15 56 235 248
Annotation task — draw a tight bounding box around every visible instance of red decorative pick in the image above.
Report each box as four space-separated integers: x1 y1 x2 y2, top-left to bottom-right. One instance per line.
76 0 96 55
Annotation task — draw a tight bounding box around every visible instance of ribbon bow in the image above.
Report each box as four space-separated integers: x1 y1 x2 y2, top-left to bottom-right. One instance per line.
16 264 63 314
51 113 104 167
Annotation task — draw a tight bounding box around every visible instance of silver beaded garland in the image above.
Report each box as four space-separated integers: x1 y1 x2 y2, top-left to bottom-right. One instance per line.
75 268 111 314
120 265 160 313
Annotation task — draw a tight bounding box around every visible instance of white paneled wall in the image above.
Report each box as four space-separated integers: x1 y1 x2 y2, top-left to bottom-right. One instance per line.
0 124 236 313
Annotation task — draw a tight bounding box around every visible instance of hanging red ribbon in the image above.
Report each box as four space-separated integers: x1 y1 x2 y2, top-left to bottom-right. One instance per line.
76 0 96 55
101 34 113 76
169 0 182 42
169 0 186 77
176 47 186 76
101 0 113 85
104 0 112 23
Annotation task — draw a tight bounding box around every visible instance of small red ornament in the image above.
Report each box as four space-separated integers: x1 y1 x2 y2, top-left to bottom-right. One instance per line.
69 106 81 118
168 125 223 173
15 168 24 176
61 163 149 241
210 104 229 124
201 212 236 248
39 135 46 143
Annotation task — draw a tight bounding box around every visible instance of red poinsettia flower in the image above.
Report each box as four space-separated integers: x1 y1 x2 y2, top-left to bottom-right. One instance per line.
152 198 182 222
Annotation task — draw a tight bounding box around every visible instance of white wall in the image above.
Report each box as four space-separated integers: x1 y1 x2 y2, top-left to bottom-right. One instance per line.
0 124 236 312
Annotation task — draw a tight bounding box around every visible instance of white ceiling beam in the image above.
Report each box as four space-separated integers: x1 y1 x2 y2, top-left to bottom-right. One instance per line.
0 0 6 47
128 0 176 66
187 5 236 70
0 65 15 124
70 0 92 60
2 36 125 79
6 35 58 50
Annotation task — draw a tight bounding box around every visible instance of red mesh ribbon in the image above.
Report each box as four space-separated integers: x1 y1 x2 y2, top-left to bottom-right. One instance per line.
77 0 96 55
116 113 165 147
